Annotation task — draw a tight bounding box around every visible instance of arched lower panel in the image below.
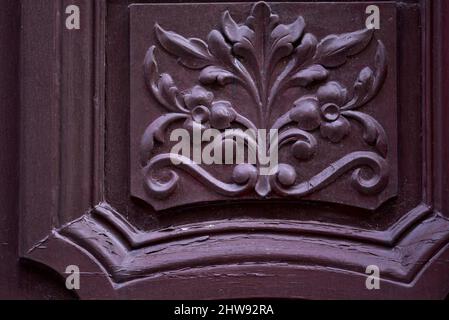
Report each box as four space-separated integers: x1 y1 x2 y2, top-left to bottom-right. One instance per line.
25 203 449 299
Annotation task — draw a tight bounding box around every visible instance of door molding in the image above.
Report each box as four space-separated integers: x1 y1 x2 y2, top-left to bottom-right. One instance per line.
19 0 449 299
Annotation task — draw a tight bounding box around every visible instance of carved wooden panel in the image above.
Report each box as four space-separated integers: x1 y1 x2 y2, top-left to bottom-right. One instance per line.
130 2 398 211
15 0 449 300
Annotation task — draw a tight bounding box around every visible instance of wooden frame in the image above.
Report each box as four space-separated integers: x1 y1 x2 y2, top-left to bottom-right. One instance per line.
19 0 449 299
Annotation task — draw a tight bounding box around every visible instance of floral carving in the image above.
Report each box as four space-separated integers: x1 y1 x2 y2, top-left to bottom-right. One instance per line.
139 2 390 205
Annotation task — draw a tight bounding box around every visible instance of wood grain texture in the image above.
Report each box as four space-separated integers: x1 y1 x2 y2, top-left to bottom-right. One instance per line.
16 0 449 300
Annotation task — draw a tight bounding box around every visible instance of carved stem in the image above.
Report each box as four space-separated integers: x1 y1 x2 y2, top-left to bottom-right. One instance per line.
142 154 258 199
270 151 389 197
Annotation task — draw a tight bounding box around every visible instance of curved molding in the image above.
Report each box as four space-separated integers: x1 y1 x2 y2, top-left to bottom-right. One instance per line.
92 202 430 248
26 203 439 283
24 202 449 299
25 241 449 299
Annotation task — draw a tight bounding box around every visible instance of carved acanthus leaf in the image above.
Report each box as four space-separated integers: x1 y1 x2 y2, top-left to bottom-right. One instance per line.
267 33 318 112
342 110 388 157
140 113 189 166
342 41 388 110
268 16 305 73
290 64 330 87
144 46 188 113
199 66 236 86
314 28 374 68
155 24 214 69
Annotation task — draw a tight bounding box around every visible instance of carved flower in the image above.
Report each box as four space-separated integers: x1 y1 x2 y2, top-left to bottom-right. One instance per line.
290 81 350 143
182 85 236 130
289 96 321 131
183 85 214 109
209 101 237 130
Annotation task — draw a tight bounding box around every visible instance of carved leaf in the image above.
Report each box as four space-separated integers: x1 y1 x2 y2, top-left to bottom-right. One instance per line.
155 24 213 69
372 40 388 95
293 33 318 64
222 11 254 45
314 28 373 68
245 1 279 74
291 64 329 87
267 33 318 112
246 1 279 53
207 30 235 67
199 66 236 86
269 16 305 70
349 67 375 106
241 2 308 91
221 11 259 83
342 110 388 157
342 40 388 110
140 113 189 166
143 46 187 112
207 30 261 107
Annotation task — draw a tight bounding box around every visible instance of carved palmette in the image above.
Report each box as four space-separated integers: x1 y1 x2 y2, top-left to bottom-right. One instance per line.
139 1 390 208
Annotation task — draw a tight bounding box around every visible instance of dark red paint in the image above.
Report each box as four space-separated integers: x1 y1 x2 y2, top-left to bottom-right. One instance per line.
0 0 448 300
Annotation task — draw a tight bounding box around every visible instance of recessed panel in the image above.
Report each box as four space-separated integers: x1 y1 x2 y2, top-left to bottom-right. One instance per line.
130 2 397 211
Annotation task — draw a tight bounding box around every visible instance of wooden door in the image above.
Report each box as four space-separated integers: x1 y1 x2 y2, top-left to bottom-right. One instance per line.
1 0 449 299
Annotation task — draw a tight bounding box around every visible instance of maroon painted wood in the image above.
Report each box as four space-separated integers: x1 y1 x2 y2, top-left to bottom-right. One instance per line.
0 0 74 299
1 0 448 299
130 2 398 211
